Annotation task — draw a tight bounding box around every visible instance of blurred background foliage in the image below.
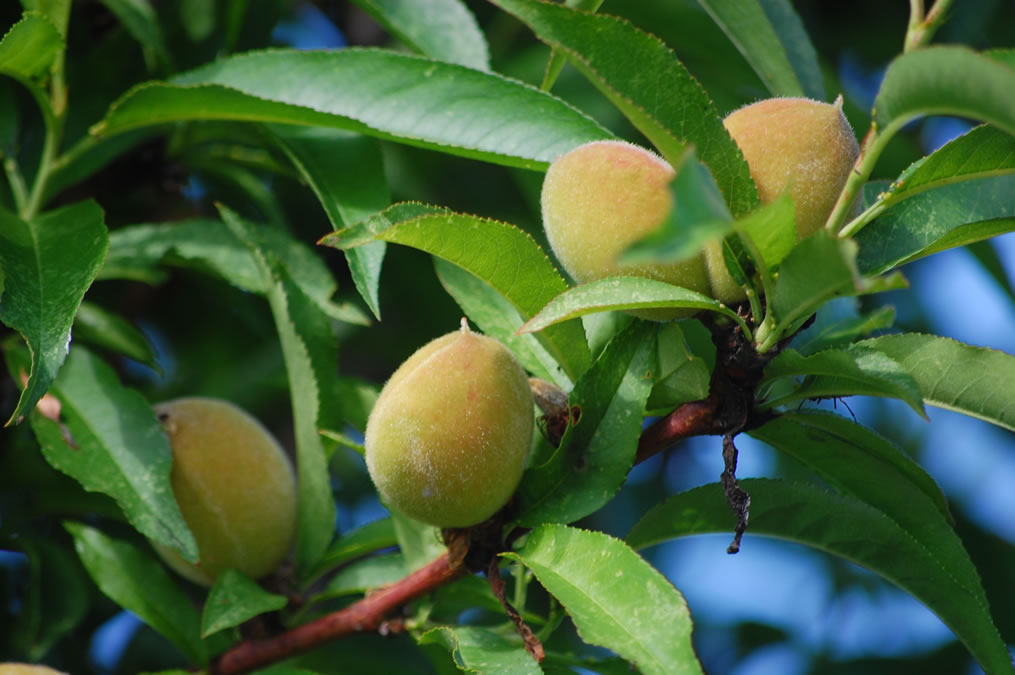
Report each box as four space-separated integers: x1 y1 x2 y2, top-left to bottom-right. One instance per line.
1 1 1014 673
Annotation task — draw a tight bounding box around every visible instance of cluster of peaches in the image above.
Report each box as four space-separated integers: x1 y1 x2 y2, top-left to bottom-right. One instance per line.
133 97 861 587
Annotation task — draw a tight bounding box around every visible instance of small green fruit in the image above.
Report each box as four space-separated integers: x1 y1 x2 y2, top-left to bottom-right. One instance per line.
0 665 68 675
365 320 533 528
706 96 860 302
152 397 298 586
540 140 711 319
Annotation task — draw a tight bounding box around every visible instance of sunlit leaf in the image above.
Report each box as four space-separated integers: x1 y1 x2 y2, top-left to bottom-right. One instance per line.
860 333 1015 433
202 569 287 638
321 203 590 380
93 49 612 171
505 524 702 675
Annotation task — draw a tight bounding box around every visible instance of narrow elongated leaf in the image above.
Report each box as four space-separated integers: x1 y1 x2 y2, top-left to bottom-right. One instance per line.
73 301 159 371
93 49 612 171
884 125 1015 203
434 258 569 388
220 206 337 577
0 202 108 425
518 276 745 336
0 11 63 79
304 517 397 584
490 0 758 216
792 304 896 356
320 553 407 599
420 626 541 675
760 345 926 417
756 0 825 100
350 0 489 71
269 125 391 320
517 321 656 526
857 175 1015 275
768 230 905 341
321 204 591 380
102 219 369 325
28 346 198 560
695 0 806 98
97 0 171 71
10 536 90 660
64 522 209 664
874 47 1015 141
860 333 1015 432
627 480 1012 675
750 413 988 607
504 524 702 675
202 569 287 638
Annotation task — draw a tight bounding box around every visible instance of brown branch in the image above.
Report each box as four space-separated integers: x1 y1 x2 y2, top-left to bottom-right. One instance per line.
635 396 722 464
210 553 465 675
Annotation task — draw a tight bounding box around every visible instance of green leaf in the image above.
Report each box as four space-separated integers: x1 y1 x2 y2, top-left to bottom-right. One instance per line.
516 321 656 526
321 203 591 380
695 0 808 98
73 301 159 372
319 553 407 600
626 479 1013 675
93 49 612 171
647 322 711 414
0 201 108 425
63 522 209 664
268 125 391 320
856 175 1015 275
201 569 287 638
755 0 825 99
504 524 702 675
489 0 758 216
11 536 90 660
518 276 745 336
219 206 337 577
759 344 926 418
769 230 904 341
0 11 63 80
102 219 370 326
791 303 896 355
873 47 1015 141
350 0 490 71
388 507 445 574
751 410 951 522
884 125 1015 204
736 192 797 269
967 239 1015 306
620 149 733 265
420 625 541 675
434 258 569 389
304 517 397 584
96 0 172 72
27 346 198 561
860 333 1015 433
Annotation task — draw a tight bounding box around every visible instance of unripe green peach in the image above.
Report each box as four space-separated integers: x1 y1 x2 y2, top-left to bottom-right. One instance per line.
365 320 533 528
540 140 711 319
705 96 860 302
152 397 298 586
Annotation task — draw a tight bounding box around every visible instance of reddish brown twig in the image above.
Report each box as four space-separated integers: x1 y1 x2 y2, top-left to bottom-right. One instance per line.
635 397 722 464
211 552 465 675
487 556 545 663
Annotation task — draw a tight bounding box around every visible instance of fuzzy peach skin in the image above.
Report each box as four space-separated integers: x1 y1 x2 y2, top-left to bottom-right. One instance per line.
152 397 298 586
365 320 534 528
705 96 860 303
0 665 69 675
540 140 711 320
